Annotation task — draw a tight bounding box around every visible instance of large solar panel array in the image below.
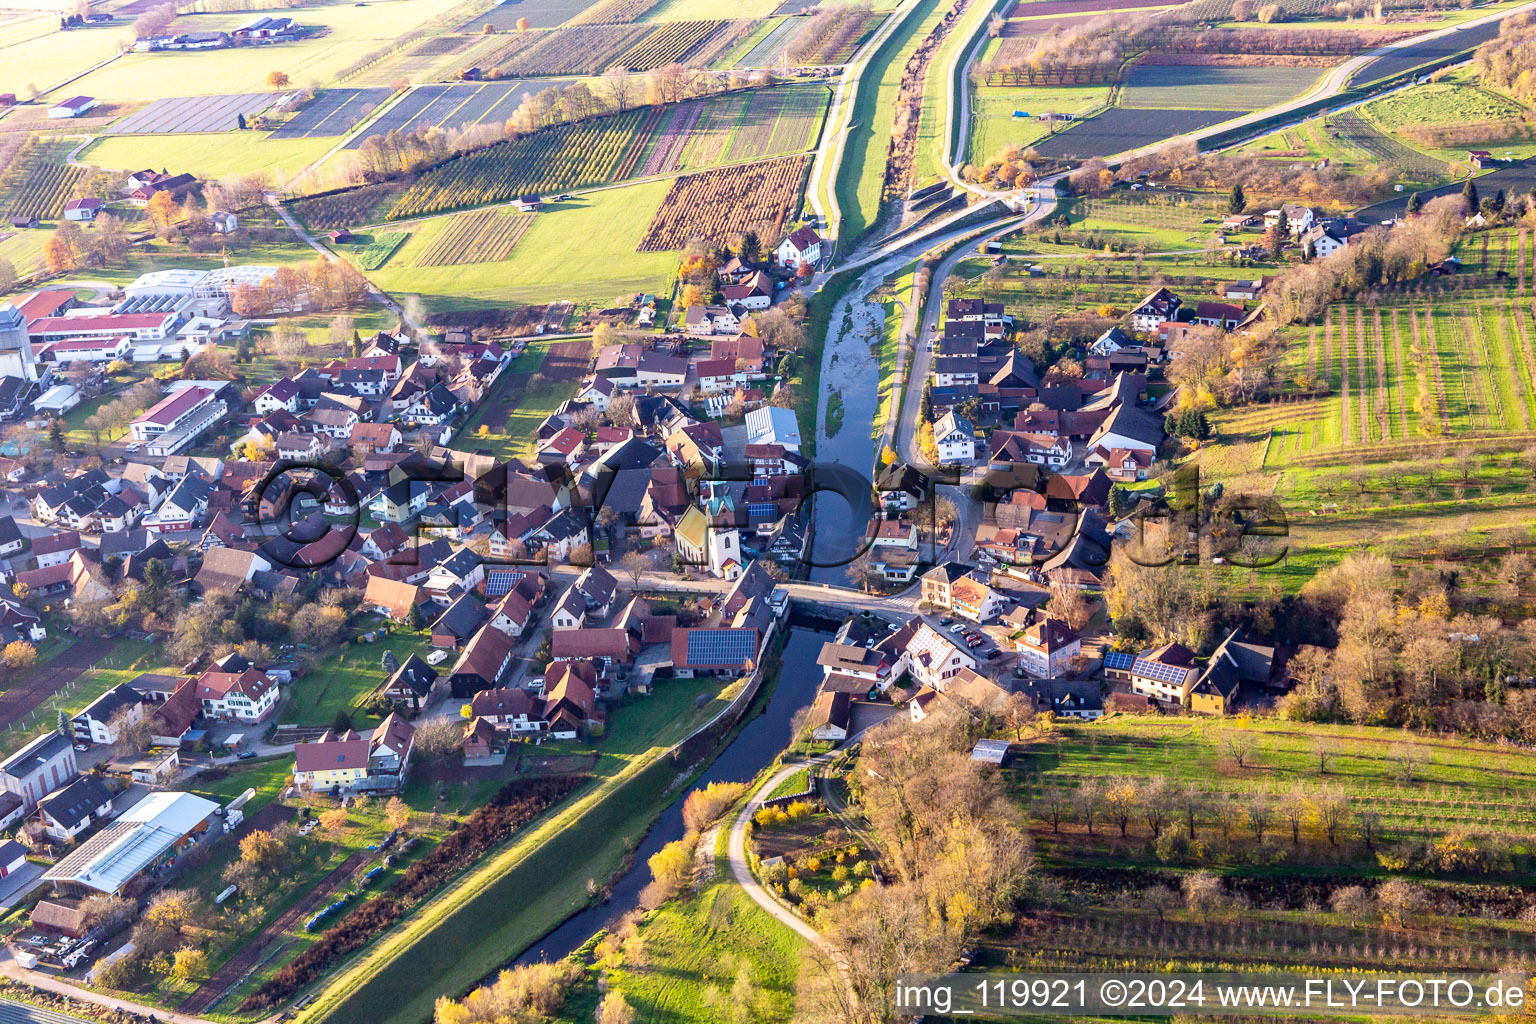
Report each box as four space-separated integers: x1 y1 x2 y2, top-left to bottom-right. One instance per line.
686 629 757 666
1131 656 1190 685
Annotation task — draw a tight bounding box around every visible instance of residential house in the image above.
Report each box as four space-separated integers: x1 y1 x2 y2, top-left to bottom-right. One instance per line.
1187 629 1276 715
447 624 515 696
1128 642 1200 704
36 776 115 844
70 684 145 746
379 654 440 711
1129 287 1182 332
808 690 850 742
1015 617 1081 678
195 667 280 722
774 225 822 271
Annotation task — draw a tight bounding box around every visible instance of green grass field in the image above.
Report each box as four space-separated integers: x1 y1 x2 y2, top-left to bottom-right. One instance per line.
873 260 913 443
832 0 949 244
551 850 804 1024
966 84 1110 165
1361 81 1527 132
79 133 333 186
65 0 465 101
910 0 999 188
1118 63 1326 112
0 21 122 97
358 179 678 310
288 629 438 730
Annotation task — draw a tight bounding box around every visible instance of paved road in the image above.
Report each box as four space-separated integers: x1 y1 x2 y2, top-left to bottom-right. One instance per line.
725 754 843 949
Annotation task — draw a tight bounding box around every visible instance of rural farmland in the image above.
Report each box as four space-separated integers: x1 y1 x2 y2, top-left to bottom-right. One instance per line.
343 80 567 149
108 92 279 134
271 87 395 138
1033 105 1242 159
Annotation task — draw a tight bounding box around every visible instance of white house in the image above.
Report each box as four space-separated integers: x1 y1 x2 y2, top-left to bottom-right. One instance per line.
933 411 975 464
774 226 822 271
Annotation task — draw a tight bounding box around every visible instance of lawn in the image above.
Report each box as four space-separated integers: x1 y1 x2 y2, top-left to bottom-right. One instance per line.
450 369 574 460
187 757 293 815
298 669 756 1024
361 180 679 310
909 0 997 188
286 628 438 730
78 133 334 187
64 0 466 101
966 84 1110 165
1118 63 1326 112
552 852 805 1024
830 0 947 245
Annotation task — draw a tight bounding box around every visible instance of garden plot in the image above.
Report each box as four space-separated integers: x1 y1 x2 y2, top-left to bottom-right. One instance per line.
1119 63 1324 111
345 80 563 149
1032 105 1240 159
270 87 394 138
108 91 276 134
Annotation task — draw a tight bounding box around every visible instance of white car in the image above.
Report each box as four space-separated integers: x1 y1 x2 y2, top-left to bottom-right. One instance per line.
125 442 142 452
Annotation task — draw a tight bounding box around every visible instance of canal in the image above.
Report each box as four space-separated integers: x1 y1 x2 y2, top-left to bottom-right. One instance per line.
516 622 834 963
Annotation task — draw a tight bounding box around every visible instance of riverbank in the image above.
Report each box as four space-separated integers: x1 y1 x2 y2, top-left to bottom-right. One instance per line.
298 624 825 1024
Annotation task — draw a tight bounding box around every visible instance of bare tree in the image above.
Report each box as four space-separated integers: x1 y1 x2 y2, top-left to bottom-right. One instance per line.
1220 731 1256 769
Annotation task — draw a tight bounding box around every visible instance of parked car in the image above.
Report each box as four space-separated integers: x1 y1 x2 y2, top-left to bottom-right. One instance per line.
948 623 966 633
238 750 257 760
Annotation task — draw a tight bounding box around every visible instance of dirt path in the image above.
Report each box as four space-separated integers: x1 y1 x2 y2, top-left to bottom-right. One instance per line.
0 640 111 731
178 850 370 1015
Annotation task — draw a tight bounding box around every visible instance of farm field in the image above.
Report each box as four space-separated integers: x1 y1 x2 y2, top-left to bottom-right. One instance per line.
81 132 334 183
966 85 1107 164
612 19 734 71
288 183 404 231
0 140 84 223
384 107 651 219
270 87 396 138
1360 81 1526 132
1007 717 1536 979
734 15 804 66
638 153 809 250
361 178 678 308
1032 105 1242 159
343 80 566 150
0 21 122 98
1351 15 1505 86
642 0 780 20
64 0 466 102
356 231 409 270
1118 63 1326 111
413 208 536 266
460 0 603 31
494 24 649 75
107 92 278 134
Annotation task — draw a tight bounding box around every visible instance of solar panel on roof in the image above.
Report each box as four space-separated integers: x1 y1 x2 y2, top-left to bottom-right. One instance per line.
1132 657 1189 685
484 570 519 597
687 630 757 665
1103 651 1135 670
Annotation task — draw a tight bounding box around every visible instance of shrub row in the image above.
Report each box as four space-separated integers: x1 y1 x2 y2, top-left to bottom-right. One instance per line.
242 775 585 1010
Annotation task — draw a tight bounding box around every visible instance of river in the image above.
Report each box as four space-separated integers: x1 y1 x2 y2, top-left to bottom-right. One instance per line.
515 623 834 963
